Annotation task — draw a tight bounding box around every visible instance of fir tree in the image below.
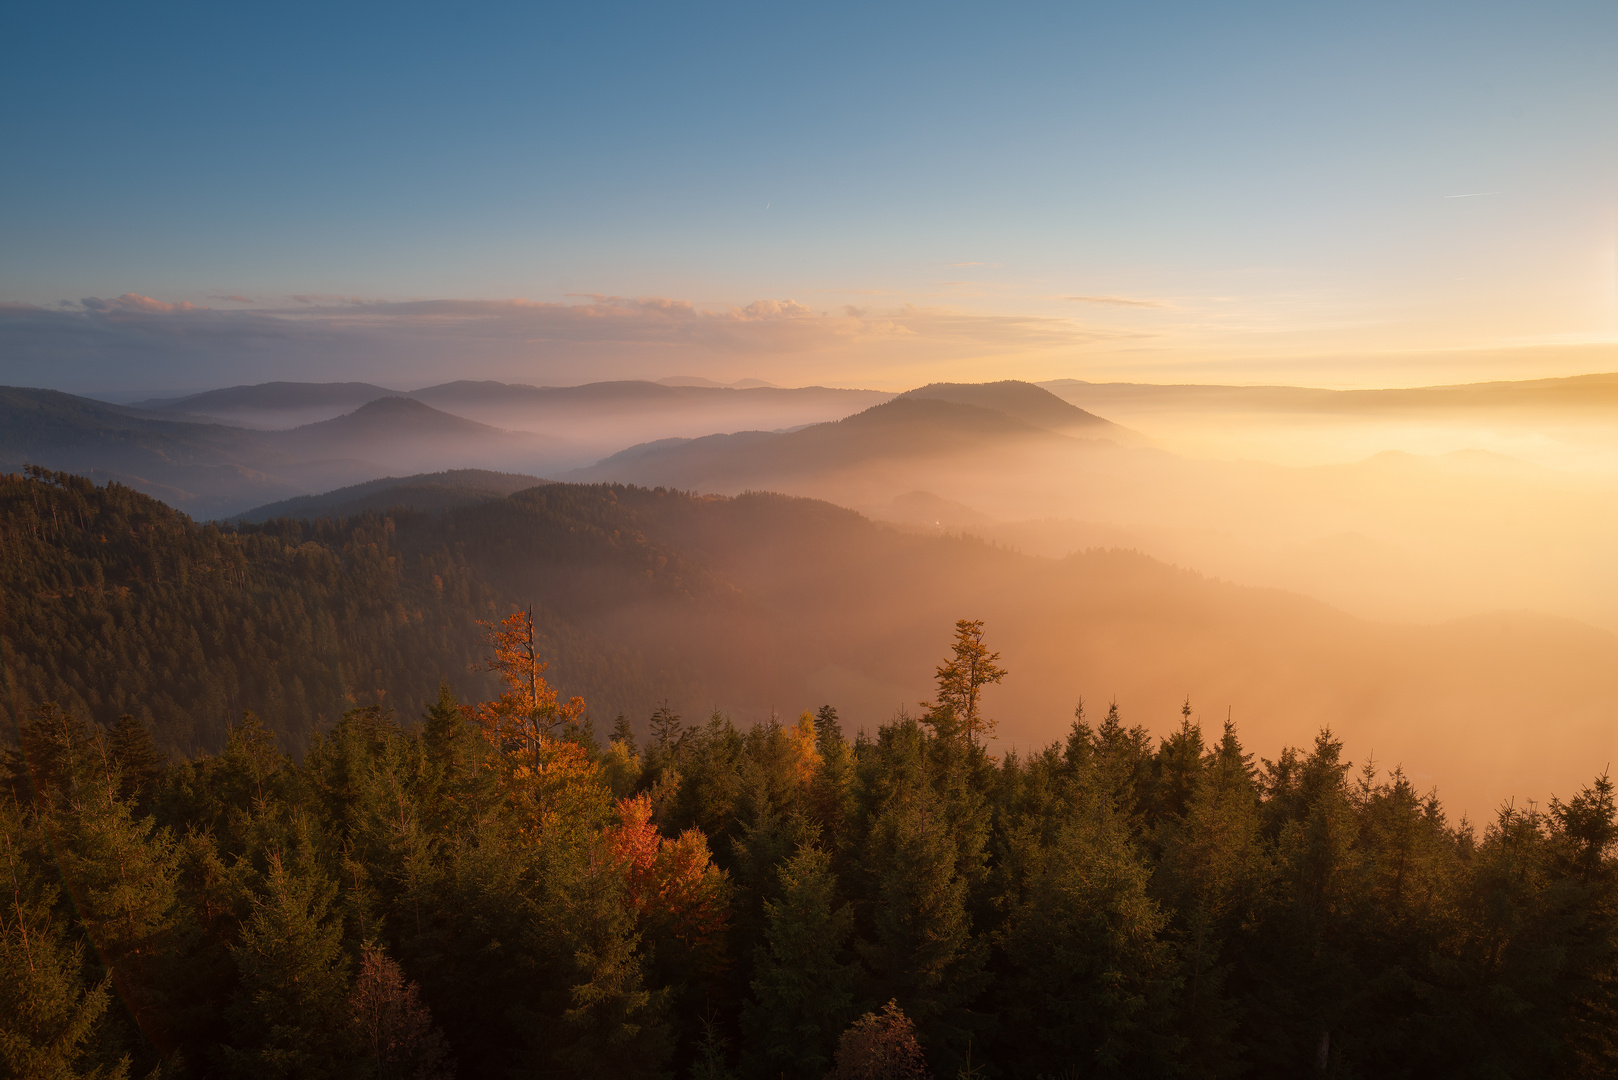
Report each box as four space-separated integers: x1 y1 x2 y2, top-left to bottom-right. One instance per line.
225 837 352 1079
0 801 129 1080
742 844 860 1078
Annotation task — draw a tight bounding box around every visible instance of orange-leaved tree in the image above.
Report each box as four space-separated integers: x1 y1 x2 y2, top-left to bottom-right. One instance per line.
608 794 730 958
474 607 600 835
476 606 586 765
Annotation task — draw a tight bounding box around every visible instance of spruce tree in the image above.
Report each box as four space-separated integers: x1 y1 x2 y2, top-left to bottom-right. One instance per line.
0 801 129 1080
742 845 859 1078
858 786 986 1075
1001 787 1178 1078
225 838 352 1079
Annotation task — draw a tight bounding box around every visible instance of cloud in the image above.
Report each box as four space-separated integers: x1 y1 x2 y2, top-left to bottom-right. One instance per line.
80 293 206 315
210 294 255 304
0 292 1131 391
1062 295 1170 309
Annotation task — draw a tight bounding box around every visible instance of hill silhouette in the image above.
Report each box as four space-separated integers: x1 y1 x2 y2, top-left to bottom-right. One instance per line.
134 379 398 419
902 379 1130 436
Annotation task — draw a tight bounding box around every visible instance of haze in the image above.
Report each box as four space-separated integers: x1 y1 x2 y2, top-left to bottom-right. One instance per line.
4 0 1617 820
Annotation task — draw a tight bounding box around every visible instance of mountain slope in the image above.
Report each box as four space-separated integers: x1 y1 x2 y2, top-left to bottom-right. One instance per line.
136 379 398 415
8 469 1614 817
0 386 296 514
572 394 1099 490
0 387 571 516
235 468 551 522
903 380 1128 436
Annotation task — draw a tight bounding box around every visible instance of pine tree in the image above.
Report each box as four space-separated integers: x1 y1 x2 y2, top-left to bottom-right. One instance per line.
1001 785 1178 1078
106 714 164 812
0 801 129 1080
535 831 672 1080
742 845 859 1078
611 714 639 756
58 734 189 1066
859 784 986 1075
1153 719 1267 1078
811 707 855 858
225 837 352 1079
649 703 685 755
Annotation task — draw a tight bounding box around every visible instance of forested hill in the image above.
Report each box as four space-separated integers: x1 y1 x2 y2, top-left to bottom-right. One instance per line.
7 616 1618 1079
5 467 1617 817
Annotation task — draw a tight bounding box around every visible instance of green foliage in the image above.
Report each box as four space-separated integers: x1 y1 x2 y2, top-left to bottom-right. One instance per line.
225 835 351 1079
6 469 1618 1079
742 845 860 1078
0 797 130 1080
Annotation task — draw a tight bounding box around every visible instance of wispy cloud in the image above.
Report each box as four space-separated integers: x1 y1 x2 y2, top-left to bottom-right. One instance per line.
1061 295 1171 309
210 294 255 303
81 293 207 314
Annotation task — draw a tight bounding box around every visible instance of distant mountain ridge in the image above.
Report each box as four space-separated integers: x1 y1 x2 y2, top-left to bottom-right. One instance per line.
0 387 559 517
573 382 1137 491
1040 371 1618 415
132 380 400 414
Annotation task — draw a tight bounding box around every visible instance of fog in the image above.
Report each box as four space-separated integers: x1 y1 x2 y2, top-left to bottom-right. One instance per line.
8 371 1615 818
569 381 1618 632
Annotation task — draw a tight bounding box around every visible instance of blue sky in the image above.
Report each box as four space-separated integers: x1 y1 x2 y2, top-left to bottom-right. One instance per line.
2 0 1615 391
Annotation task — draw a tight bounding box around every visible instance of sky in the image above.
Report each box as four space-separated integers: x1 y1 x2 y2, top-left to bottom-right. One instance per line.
2 0 1616 393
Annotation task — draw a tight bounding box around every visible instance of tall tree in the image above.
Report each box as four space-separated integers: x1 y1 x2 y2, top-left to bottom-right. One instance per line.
0 799 129 1080
1001 787 1179 1078
742 844 860 1078
929 621 1006 748
225 836 352 1079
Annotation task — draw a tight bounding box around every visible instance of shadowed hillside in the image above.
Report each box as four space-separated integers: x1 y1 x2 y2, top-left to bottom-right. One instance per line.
235 468 550 522
0 388 566 516
6 468 1614 817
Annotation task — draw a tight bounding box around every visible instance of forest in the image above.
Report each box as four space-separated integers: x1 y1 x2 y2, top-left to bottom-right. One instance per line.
5 468 1618 1078
6 601 1618 1079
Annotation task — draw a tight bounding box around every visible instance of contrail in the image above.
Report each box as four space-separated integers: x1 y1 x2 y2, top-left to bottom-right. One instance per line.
1443 191 1502 199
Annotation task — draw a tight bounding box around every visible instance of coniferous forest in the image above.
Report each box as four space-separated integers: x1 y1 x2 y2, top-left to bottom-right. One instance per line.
5 470 1618 1079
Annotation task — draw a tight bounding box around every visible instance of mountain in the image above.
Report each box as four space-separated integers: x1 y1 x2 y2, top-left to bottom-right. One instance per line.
902 380 1131 436
281 395 515 454
136 379 399 413
134 380 401 428
407 378 894 457
566 376 1618 633
0 386 297 516
8 468 1614 818
0 387 571 517
123 377 896 459
234 468 550 522
572 390 1112 491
